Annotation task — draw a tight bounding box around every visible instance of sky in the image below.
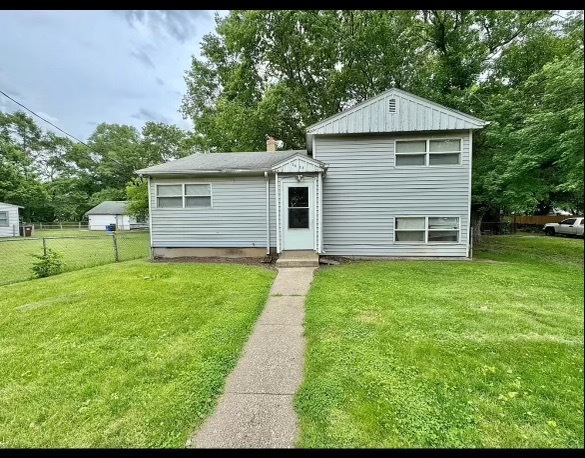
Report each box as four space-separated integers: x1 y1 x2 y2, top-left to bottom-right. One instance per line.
0 10 224 141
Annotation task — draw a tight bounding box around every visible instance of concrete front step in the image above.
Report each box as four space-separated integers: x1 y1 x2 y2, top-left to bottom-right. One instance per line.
276 250 319 268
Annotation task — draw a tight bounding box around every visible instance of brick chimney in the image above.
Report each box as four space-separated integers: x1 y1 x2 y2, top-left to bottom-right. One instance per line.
266 136 277 152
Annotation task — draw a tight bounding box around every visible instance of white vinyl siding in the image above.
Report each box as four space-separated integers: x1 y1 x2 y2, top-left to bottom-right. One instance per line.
307 89 486 135
314 131 471 257
0 204 20 237
150 176 276 248
88 214 135 231
156 183 212 209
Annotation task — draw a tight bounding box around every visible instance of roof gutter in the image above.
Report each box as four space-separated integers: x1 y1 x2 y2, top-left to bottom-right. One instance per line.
136 169 276 178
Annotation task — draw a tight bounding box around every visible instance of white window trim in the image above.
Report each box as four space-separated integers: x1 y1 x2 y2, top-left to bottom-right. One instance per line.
0 211 8 227
394 138 463 167
155 183 213 209
394 216 461 244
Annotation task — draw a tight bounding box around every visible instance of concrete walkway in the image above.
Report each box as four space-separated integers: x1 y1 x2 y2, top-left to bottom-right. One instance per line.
187 267 317 449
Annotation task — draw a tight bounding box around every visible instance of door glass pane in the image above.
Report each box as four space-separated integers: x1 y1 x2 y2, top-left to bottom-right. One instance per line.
289 208 309 228
396 154 426 166
428 230 459 242
395 217 425 229
396 141 426 153
429 153 460 165
289 187 309 207
395 231 425 242
429 139 461 152
157 184 182 196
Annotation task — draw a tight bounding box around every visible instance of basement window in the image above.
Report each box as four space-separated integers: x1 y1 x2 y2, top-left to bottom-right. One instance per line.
395 216 460 243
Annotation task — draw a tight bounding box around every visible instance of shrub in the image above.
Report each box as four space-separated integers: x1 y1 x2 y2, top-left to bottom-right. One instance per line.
31 248 64 278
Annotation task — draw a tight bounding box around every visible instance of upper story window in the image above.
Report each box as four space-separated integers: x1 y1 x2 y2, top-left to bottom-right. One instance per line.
395 139 461 166
156 184 212 208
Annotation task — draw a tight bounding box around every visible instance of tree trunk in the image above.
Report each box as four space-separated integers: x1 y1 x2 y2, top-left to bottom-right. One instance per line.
471 207 488 247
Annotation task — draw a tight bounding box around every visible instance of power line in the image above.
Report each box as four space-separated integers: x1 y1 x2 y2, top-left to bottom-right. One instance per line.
0 88 93 150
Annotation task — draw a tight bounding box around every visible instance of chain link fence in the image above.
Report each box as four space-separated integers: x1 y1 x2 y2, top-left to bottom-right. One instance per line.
0 230 150 286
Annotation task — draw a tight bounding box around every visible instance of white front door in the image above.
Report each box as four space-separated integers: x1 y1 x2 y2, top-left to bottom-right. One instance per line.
283 179 315 250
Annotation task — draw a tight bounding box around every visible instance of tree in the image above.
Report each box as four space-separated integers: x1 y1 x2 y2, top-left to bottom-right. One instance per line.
141 121 196 161
125 177 149 221
181 9 583 243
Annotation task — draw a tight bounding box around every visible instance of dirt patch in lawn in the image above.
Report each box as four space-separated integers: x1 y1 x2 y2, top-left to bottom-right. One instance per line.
150 256 277 270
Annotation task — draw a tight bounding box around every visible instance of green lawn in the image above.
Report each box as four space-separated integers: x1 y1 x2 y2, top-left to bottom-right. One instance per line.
0 260 276 447
33 229 106 238
296 235 584 448
0 231 150 286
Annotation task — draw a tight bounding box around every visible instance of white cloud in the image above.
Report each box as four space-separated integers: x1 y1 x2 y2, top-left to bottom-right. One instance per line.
0 10 220 140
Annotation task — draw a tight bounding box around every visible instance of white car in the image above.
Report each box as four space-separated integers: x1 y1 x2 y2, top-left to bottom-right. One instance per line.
543 217 584 237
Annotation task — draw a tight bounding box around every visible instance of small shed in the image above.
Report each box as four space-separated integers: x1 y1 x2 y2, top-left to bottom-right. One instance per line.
0 201 23 237
84 201 145 231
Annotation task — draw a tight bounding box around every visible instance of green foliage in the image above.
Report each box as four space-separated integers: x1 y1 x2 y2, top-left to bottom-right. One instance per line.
0 110 195 222
31 248 64 278
125 177 149 221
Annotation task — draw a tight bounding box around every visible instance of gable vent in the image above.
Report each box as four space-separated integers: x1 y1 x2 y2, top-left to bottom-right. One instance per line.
388 98 397 113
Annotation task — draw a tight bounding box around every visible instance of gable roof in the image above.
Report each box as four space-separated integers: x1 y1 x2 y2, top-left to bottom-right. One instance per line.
0 201 24 209
136 150 306 176
271 154 327 173
85 201 128 216
306 88 489 135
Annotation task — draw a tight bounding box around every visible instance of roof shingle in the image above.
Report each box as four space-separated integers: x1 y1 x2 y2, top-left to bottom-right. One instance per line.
136 150 307 175
85 201 128 215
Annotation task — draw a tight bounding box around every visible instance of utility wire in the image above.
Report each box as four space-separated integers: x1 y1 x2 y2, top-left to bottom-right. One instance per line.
0 88 94 150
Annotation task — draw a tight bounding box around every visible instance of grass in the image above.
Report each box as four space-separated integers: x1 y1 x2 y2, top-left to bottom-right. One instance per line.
33 229 107 238
296 235 584 448
0 231 150 286
0 260 276 447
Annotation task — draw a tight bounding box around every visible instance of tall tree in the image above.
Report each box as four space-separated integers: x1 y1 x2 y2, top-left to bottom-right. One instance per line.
181 9 584 240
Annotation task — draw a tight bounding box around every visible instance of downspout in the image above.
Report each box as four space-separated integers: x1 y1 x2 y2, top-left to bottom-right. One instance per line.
264 171 270 255
467 129 473 259
275 172 280 253
146 175 153 258
318 171 324 254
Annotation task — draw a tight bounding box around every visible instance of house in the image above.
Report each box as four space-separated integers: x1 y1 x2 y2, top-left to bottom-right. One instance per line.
84 201 146 231
0 201 23 237
136 88 489 259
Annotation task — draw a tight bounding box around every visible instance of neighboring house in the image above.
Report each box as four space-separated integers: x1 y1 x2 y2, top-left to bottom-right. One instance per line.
84 201 146 231
136 88 489 259
0 201 23 237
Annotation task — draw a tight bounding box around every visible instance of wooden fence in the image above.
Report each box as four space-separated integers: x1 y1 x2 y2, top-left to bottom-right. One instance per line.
512 215 569 226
